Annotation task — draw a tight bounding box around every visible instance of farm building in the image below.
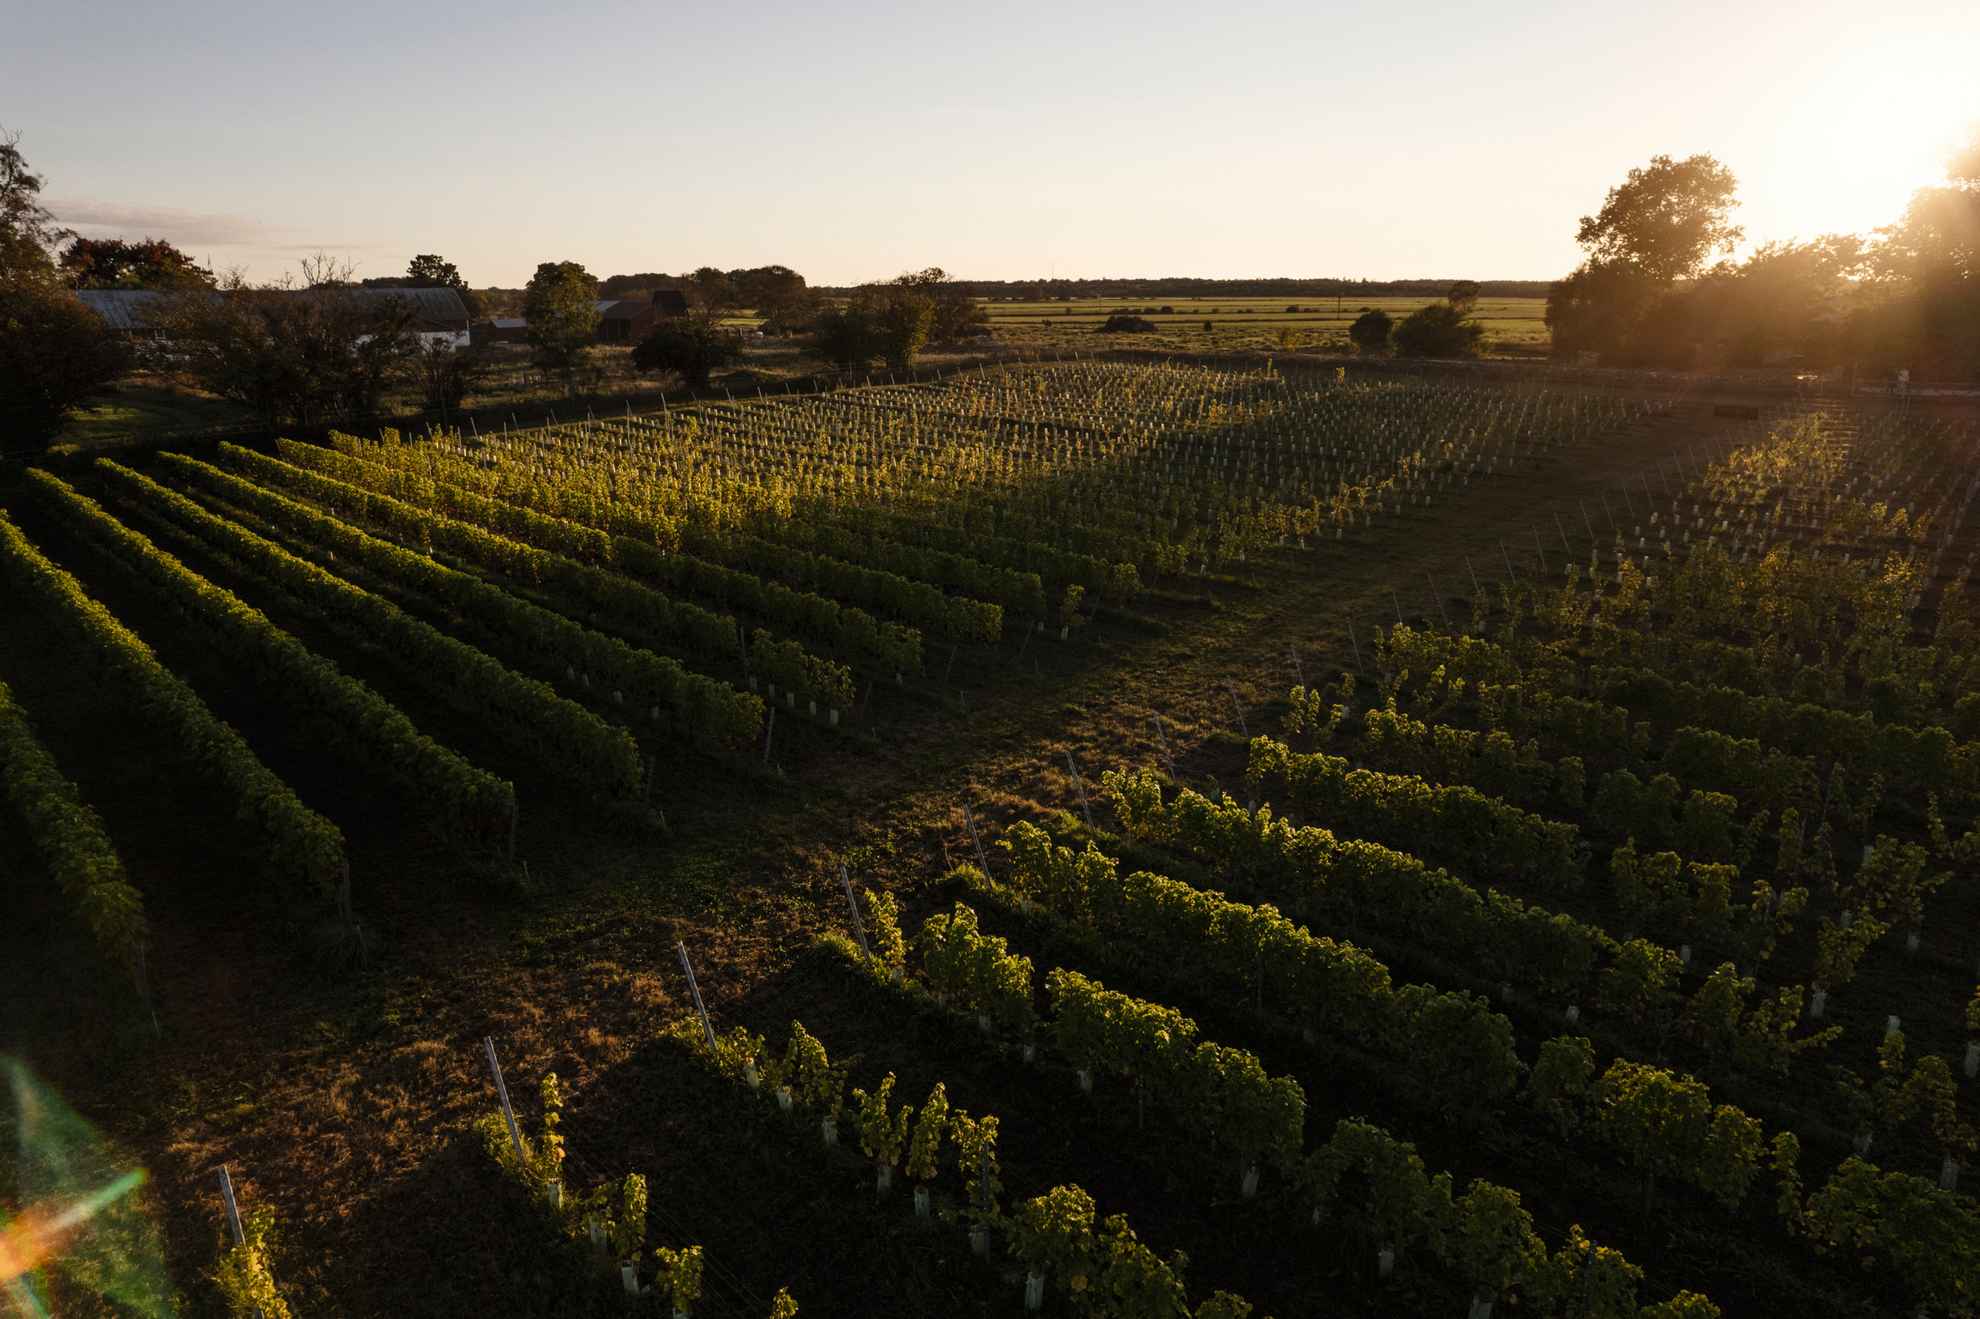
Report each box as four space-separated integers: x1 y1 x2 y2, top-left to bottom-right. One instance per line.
75 289 189 340
594 291 689 343
343 288 472 348
474 317 530 346
75 286 471 349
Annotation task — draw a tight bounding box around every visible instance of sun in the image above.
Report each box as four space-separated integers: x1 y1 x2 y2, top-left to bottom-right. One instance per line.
1754 32 1979 242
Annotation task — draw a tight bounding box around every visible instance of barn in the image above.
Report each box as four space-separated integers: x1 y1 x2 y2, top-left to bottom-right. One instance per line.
594 291 689 344
341 288 472 349
76 286 472 350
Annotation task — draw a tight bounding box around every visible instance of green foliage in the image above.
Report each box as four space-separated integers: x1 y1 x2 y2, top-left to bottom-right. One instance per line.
1011 1183 1097 1280
0 279 132 448
523 259 599 385
1533 1223 1643 1319
1393 302 1483 358
59 236 215 289
1528 1036 1595 1136
160 282 417 429
1348 309 1392 355
948 1110 1002 1226
652 1244 704 1314
768 1287 799 1319
1594 1060 1763 1212
60 464 517 855
0 506 349 900
632 315 743 388
1304 1118 1454 1260
810 305 884 368
1805 1157 1980 1316
0 676 147 980
905 1082 949 1183
779 1021 846 1119
862 889 907 971
1573 153 1744 283
1445 1181 1543 1304
212 1206 292 1319
852 1072 912 1168
917 901 1035 1033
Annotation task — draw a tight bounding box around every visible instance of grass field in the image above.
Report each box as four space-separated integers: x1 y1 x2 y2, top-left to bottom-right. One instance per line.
5 361 1977 1319
980 294 1551 356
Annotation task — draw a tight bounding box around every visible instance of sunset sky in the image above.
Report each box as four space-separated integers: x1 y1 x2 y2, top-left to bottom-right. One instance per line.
8 0 1976 286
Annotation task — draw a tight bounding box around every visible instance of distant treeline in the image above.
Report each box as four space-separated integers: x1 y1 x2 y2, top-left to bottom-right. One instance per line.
815 278 1551 300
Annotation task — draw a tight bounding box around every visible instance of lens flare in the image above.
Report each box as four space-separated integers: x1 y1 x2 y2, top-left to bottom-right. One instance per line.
2 1057 173 1316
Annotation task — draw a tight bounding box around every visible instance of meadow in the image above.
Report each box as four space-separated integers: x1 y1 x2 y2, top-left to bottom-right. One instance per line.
3 360 1977 1319
977 295 1551 356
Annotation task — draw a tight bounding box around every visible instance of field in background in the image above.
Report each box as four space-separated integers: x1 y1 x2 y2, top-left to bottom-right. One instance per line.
978 294 1550 356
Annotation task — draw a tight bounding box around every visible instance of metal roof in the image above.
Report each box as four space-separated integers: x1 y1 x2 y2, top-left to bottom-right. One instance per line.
74 289 193 331
74 286 468 333
334 287 470 331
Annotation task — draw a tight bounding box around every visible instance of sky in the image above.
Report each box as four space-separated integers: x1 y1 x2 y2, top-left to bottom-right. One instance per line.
7 0 1977 287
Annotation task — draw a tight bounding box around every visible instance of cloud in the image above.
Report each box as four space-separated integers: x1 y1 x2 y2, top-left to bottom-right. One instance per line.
44 198 271 247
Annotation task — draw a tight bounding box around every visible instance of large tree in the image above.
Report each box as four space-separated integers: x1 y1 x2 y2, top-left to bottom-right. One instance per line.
1574 154 1743 284
523 260 599 392
1860 134 1980 377
631 313 742 389
731 265 812 333
890 267 987 342
0 280 132 450
0 128 67 282
60 237 215 290
1549 153 1743 361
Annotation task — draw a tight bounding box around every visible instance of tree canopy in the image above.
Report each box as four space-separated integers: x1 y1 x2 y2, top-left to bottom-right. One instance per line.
0 128 67 282
1574 154 1743 284
523 260 599 389
60 237 215 290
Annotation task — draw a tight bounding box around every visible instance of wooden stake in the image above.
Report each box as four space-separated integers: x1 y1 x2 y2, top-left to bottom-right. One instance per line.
838 865 871 959
1064 750 1094 829
962 801 992 875
483 1038 529 1170
1226 684 1249 737
675 941 717 1052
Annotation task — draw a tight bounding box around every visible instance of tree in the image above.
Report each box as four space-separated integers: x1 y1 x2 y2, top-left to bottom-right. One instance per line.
59 237 215 290
890 267 988 342
161 275 417 428
1859 132 1980 378
732 265 813 334
1348 309 1393 355
872 290 934 368
1446 280 1481 314
1394 303 1484 358
0 129 66 281
1549 153 1742 362
523 261 599 393
632 314 743 389
410 338 487 414
399 253 483 319
685 266 734 312
1574 154 1743 284
810 304 883 369
0 280 131 450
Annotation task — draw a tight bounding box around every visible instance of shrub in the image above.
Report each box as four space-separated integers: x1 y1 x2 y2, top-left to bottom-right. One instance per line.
1394 303 1484 358
1349 309 1393 355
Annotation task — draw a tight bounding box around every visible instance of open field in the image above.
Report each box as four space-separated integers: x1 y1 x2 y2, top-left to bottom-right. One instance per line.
4 361 1979 1318
979 295 1551 356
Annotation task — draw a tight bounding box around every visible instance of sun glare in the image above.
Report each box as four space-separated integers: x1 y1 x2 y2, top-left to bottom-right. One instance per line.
1759 35 1979 241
